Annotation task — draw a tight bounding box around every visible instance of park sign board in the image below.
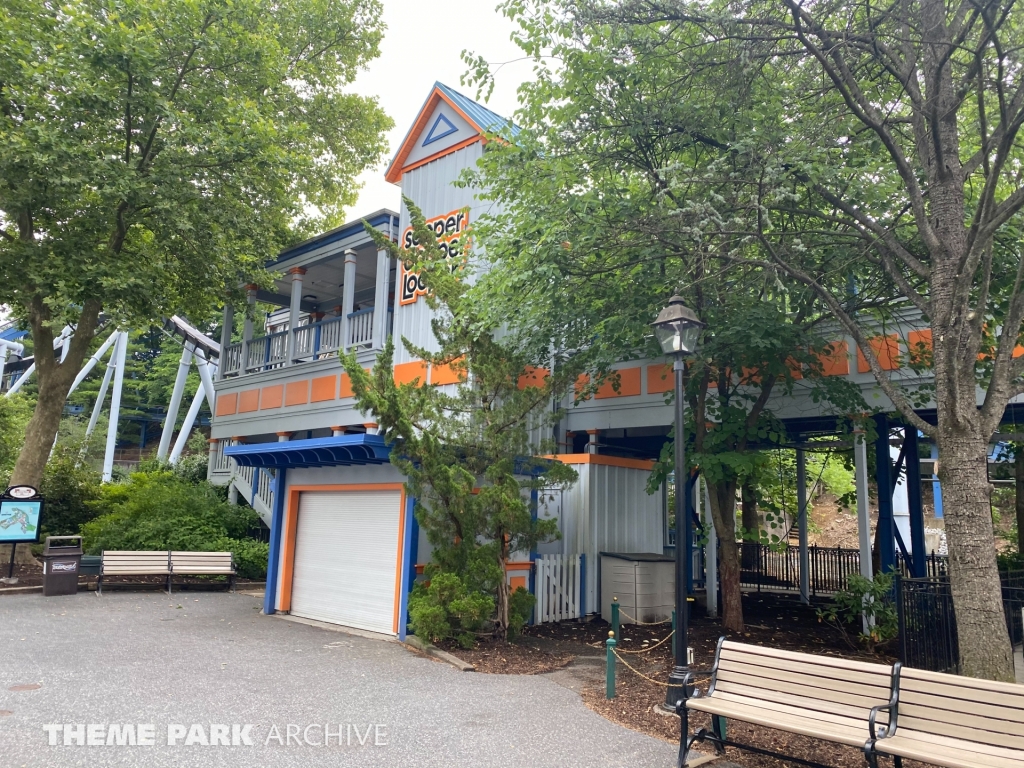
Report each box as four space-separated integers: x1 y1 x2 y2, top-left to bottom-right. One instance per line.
0 485 43 544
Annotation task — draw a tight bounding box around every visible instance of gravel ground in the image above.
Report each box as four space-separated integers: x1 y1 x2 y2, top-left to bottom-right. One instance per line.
0 590 678 768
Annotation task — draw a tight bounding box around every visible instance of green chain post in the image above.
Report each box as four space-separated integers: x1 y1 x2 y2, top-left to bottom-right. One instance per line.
611 596 620 641
605 631 616 699
672 608 676 633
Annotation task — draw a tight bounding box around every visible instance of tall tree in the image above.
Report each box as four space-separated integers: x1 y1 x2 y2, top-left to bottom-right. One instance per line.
342 201 578 641
0 0 392 487
463 12 864 631
559 0 1024 681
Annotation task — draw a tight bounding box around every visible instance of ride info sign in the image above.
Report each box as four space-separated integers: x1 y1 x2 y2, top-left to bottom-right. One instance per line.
0 485 43 544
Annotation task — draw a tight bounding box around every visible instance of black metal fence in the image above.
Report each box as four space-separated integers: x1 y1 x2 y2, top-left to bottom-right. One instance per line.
739 544 947 596
897 571 1024 674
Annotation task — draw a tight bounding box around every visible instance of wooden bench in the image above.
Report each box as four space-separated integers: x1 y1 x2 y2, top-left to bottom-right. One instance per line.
866 666 1024 768
680 638 897 767
98 551 171 594
170 551 235 592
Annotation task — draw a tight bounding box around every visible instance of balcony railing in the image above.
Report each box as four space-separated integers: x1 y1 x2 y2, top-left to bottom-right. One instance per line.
219 308 392 378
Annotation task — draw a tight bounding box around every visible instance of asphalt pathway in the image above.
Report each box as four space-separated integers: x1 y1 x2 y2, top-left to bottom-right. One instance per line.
0 590 678 768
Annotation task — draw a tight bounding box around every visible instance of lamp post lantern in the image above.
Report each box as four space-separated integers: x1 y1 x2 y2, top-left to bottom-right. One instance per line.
652 295 705 713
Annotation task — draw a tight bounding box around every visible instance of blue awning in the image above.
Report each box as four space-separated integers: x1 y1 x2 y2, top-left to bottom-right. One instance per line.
224 434 392 468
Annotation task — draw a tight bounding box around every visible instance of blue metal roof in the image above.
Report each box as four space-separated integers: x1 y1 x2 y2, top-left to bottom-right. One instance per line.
224 433 392 468
0 326 26 342
435 82 520 138
270 211 398 266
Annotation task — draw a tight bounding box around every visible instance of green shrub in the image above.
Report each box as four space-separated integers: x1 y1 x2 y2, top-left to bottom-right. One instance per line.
39 443 103 536
408 571 494 648
818 571 899 651
507 586 535 638
82 471 268 578
0 393 33 486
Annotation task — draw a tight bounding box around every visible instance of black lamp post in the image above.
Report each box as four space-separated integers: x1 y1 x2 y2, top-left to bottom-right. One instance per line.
652 295 705 710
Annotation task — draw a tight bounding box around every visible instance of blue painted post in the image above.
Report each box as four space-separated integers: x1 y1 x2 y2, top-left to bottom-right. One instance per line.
906 429 926 577
263 467 287 616
611 597 620 641
931 443 943 518
874 414 896 574
606 631 617 699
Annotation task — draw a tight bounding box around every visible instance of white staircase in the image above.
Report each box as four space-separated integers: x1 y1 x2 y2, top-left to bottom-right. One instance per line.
231 465 275 526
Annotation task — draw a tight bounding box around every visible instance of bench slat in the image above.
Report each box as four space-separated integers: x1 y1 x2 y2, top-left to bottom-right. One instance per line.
876 731 1024 768
720 640 891 675
715 679 887 722
101 567 170 574
900 699 1024 739
717 659 891 700
688 697 869 747
896 715 1024 752
720 651 891 687
899 689 1024 724
899 674 1024 712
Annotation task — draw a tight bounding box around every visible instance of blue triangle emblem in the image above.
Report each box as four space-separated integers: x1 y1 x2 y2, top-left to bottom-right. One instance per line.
422 112 459 146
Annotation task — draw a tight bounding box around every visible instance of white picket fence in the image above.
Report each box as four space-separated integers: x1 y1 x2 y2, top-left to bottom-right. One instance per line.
535 554 582 623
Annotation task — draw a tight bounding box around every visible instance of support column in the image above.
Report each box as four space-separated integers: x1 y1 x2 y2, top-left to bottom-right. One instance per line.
286 267 306 364
218 304 234 381
207 438 219 481
331 426 345 437
276 432 292 443
241 284 258 372
796 446 810 605
363 422 378 435
372 247 391 349
86 359 115 440
586 429 599 454
101 331 128 482
854 426 873 634
169 385 206 464
341 249 357 351
702 476 718 619
263 466 288 616
906 427 926 576
874 413 896 574
157 344 193 460
931 443 944 518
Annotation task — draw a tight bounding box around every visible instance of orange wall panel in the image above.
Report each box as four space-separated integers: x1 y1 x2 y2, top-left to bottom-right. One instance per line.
339 373 355 399
310 375 338 403
394 361 427 386
238 390 259 413
518 365 549 390
430 357 465 386
907 330 933 366
260 384 283 410
857 334 899 372
215 393 238 417
285 380 309 406
817 341 850 376
509 575 527 592
595 367 641 399
646 364 673 394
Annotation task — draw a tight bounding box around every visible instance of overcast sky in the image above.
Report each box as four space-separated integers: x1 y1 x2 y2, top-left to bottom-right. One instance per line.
343 0 534 220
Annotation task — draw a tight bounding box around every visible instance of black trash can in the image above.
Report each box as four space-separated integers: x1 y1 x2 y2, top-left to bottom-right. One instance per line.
42 536 83 596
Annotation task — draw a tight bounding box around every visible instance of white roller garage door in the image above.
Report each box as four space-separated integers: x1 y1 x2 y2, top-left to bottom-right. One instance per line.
290 489 402 635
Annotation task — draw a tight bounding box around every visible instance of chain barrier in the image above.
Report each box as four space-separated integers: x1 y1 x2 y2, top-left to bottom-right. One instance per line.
616 630 674 654
618 609 671 626
610 647 675 687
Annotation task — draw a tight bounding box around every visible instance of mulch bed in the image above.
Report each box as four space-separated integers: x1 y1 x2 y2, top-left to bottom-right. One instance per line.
448 592 930 768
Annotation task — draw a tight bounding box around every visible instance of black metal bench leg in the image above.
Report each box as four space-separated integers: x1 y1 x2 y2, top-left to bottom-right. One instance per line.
711 715 727 755
677 704 689 768
893 757 902 768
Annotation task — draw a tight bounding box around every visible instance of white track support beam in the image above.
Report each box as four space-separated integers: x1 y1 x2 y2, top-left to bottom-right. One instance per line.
6 325 73 396
193 348 217 404
101 331 128 482
797 447 810 605
157 344 194 460
86 358 115 440
854 427 874 632
169 386 206 464
68 329 120 397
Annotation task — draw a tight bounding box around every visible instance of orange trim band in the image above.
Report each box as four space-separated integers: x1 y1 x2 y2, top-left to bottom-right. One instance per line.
547 454 656 471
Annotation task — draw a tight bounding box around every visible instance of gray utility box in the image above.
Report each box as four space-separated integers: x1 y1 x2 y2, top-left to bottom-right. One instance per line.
600 552 674 625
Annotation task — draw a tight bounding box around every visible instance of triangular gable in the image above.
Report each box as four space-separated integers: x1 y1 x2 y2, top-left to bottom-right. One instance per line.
384 82 515 184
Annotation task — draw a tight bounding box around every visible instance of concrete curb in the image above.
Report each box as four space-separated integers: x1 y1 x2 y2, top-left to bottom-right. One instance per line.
0 585 43 595
403 635 475 672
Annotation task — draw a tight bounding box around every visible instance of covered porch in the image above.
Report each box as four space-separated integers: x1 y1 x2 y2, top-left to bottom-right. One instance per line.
218 210 399 378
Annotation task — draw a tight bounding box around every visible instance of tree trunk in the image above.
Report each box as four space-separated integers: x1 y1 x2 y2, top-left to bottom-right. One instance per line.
9 299 102 489
1016 447 1024 556
740 479 759 570
706 479 743 632
494 537 509 642
939 433 1014 681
